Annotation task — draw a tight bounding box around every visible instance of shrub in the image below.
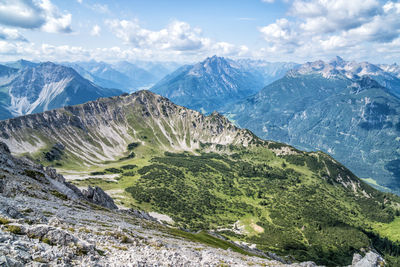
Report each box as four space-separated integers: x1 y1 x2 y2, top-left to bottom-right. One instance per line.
127 142 140 150
6 225 23 235
121 164 137 170
105 168 123 174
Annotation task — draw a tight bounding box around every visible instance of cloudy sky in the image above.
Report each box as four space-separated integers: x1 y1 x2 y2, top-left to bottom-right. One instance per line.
0 0 399 63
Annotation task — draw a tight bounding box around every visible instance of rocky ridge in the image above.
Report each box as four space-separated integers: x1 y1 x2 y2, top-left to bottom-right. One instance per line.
0 90 260 166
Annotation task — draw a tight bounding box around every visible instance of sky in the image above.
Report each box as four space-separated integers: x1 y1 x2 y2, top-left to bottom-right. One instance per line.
0 0 399 64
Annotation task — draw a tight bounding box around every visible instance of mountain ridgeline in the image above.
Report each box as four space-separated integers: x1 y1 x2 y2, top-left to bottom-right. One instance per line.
0 61 122 120
224 57 400 194
1 90 400 265
150 56 296 113
62 60 181 93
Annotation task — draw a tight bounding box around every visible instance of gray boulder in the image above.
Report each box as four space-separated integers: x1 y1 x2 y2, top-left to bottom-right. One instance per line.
351 251 385 267
82 186 118 210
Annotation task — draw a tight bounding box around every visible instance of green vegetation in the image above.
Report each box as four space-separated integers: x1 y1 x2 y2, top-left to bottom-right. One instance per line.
104 168 123 174
121 164 137 170
0 217 10 225
50 190 68 200
127 142 140 150
48 141 400 265
167 228 255 256
90 171 106 176
23 169 45 180
6 225 23 235
123 149 400 266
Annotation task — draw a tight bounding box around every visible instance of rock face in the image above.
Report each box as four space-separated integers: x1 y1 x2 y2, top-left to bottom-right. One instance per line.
0 90 257 166
0 61 122 120
225 58 400 194
82 186 118 210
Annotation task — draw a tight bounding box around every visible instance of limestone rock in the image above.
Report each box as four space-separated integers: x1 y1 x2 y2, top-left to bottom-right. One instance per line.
82 186 118 210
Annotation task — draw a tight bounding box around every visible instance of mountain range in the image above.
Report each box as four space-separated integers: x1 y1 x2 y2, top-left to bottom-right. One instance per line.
223 57 400 194
63 60 181 92
1 90 400 265
150 56 296 113
0 61 122 120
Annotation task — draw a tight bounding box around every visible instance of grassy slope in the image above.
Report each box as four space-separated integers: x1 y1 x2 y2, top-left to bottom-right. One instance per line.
64 142 400 266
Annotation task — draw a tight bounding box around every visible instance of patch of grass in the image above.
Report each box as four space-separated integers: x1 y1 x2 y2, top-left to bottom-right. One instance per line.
96 248 106 256
374 217 400 242
42 237 53 245
6 225 23 235
50 190 68 200
169 229 254 256
23 169 45 180
0 217 10 225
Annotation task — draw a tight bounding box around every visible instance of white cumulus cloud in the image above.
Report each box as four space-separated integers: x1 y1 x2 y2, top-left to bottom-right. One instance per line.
107 19 211 52
0 27 27 42
0 0 72 33
259 0 400 60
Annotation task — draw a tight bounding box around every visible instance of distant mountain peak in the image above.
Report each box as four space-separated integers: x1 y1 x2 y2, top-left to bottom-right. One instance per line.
0 61 122 120
329 56 345 67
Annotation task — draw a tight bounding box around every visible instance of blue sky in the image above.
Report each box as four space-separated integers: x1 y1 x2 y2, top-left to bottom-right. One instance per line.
0 0 399 63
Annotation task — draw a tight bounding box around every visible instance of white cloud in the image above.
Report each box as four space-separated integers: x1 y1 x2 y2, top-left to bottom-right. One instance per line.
90 25 101 36
0 27 27 42
0 0 72 33
107 19 211 52
77 0 83 3
259 0 400 60
105 19 250 59
259 18 299 52
262 0 275 3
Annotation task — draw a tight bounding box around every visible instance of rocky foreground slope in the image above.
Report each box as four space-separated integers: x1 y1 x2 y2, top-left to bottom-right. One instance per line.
0 141 336 267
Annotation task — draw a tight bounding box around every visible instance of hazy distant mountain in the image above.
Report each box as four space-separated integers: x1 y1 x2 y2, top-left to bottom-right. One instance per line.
224 57 400 194
150 56 268 113
0 61 122 120
66 60 181 92
131 60 182 80
4 59 39 69
235 59 299 86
